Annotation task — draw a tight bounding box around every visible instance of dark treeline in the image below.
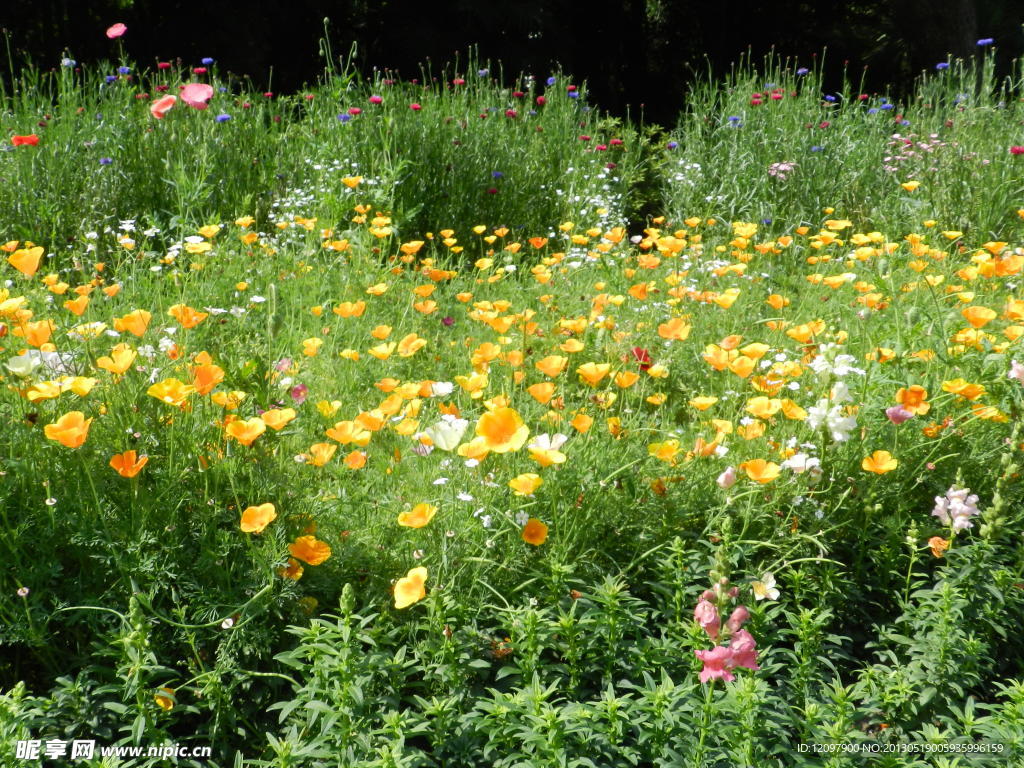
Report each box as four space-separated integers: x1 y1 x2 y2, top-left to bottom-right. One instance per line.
1 0 1020 125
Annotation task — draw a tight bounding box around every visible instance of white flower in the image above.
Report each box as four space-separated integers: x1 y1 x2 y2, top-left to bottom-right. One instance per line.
752 573 780 601
431 381 455 397
250 295 266 303
716 466 737 489
782 453 821 474
514 511 530 526
423 417 468 451
464 458 480 468
932 486 981 531
229 307 246 317
457 492 474 502
528 433 568 452
432 477 449 485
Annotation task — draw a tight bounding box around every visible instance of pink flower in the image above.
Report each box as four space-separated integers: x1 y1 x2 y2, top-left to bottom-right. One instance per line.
106 23 127 39
369 95 383 105
181 83 214 110
695 645 735 683
726 605 750 632
1009 359 1024 385
885 404 915 424
728 629 760 672
694 599 720 640
1010 146 1024 156
150 95 177 119
716 466 737 489
289 383 309 405
409 103 422 111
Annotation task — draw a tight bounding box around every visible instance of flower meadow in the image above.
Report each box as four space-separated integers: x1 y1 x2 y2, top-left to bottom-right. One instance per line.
2 31 1024 768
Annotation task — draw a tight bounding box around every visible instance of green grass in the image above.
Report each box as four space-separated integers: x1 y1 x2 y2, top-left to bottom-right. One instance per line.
1 43 1023 768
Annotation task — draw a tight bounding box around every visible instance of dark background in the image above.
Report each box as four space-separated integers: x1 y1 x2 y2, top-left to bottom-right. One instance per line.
1 0 1021 125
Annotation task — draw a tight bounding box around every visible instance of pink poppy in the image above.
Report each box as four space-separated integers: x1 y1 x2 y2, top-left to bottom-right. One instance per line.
150 95 177 119
106 23 127 39
181 83 214 110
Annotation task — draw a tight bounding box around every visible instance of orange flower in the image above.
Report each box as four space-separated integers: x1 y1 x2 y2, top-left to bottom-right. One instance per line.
288 535 332 566
113 309 152 337
225 417 266 447
44 411 93 448
8 246 44 276
522 518 548 546
576 362 611 387
240 503 277 533
509 473 543 495
167 303 208 329
941 379 986 400
658 317 692 341
63 295 89 316
97 343 137 375
277 557 304 580
343 450 367 469
109 450 148 478
306 442 337 466
11 134 40 147
325 420 371 446
895 385 930 415
535 355 568 377
862 450 898 474
398 503 437 528
527 381 556 404
262 408 297 430
475 407 529 452
739 459 780 484
397 333 427 357
394 566 428 609
961 305 997 329
190 363 224 395
928 536 950 558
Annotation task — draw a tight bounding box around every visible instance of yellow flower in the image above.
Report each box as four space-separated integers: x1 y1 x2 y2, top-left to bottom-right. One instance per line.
509 473 543 496
394 567 428 609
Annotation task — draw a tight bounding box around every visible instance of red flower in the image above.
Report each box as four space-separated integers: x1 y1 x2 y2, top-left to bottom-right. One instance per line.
157 61 171 70
11 134 40 146
409 103 421 111
630 347 652 371
1010 146 1024 155
536 96 546 106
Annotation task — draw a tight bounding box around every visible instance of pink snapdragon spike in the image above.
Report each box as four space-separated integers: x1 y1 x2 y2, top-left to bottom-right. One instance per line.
106 23 127 39
150 95 177 119
693 599 720 640
885 404 915 424
695 645 735 683
181 83 214 110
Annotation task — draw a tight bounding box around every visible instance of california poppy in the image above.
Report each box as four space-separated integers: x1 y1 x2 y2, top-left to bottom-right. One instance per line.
394 567 428 609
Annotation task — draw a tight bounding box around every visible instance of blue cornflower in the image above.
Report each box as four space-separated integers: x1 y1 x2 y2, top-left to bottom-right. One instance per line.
61 58 76 68
977 38 994 46
810 145 823 152
880 103 894 111
478 68 489 77
867 108 878 114
201 57 215 66
117 66 130 75
667 141 678 149
936 62 950 70
491 170 503 179
216 113 232 123
796 67 809 75
105 75 117 83
99 157 112 165
824 95 836 102
568 91 579 99
337 113 352 123
546 76 557 86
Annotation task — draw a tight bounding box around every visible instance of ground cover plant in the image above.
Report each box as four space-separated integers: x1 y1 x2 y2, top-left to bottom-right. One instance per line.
1 28 1024 768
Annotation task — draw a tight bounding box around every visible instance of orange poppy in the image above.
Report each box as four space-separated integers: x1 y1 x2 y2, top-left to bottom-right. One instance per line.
288 535 332 565
394 566 428 609
44 411 93 448
240 503 277 533
522 518 548 546
109 450 148 478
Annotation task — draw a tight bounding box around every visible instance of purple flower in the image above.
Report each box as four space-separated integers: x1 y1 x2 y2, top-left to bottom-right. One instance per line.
977 38 994 46
99 157 112 165
118 66 131 75
886 405 915 425
796 67 809 75
568 91 579 99
216 113 232 123
936 62 950 70
824 95 837 102
201 57 215 66
442 316 455 327
337 113 352 123
666 140 678 149
105 75 117 83
478 68 489 77
546 76 557 86
491 170 503 179
810 145 823 152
